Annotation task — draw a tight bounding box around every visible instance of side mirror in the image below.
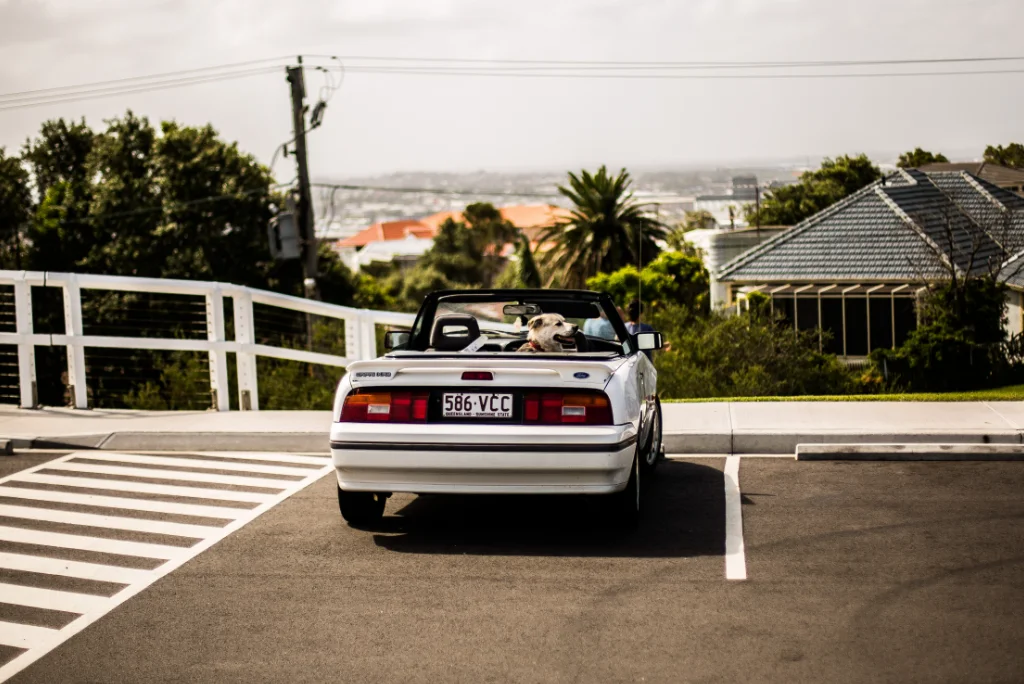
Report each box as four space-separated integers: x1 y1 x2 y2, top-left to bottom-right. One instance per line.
383 330 411 351
634 331 664 351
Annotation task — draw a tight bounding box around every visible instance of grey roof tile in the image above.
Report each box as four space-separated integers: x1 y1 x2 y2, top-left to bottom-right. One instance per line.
719 170 1011 284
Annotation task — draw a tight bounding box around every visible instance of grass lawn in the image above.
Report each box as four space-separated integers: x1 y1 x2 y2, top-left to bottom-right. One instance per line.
664 384 1024 402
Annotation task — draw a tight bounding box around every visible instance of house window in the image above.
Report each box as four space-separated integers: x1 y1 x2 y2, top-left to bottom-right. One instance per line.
843 298 868 356
869 297 893 352
820 298 844 355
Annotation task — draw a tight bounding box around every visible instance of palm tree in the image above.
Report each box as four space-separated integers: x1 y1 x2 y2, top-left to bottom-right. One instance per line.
539 166 666 288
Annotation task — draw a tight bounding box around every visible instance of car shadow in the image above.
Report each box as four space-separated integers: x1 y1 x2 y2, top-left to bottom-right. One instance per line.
370 460 724 558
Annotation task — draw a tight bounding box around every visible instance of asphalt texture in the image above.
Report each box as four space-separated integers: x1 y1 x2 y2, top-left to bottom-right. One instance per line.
3 453 1024 684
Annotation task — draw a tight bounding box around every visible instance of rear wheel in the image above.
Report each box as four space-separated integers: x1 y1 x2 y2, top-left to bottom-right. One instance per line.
337 486 387 528
641 400 664 474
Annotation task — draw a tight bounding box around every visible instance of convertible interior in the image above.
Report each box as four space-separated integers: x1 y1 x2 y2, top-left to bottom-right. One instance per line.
427 312 624 354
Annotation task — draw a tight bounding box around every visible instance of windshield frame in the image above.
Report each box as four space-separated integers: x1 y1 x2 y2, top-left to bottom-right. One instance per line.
405 289 631 353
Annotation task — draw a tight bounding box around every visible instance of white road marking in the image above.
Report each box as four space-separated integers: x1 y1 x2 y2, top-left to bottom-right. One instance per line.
47 462 300 489
73 452 320 477
0 504 221 538
0 450 332 682
18 473 275 503
0 486 246 520
0 583 109 614
0 551 151 584
723 456 747 581
0 525 185 560
0 622 58 650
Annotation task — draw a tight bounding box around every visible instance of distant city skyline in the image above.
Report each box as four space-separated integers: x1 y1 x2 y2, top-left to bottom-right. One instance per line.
1 0 1022 179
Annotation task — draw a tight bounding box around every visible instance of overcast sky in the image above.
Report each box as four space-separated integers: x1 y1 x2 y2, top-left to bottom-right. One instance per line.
1 0 1023 180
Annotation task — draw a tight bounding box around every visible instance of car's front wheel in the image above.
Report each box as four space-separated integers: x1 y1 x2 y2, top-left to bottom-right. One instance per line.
337 486 387 528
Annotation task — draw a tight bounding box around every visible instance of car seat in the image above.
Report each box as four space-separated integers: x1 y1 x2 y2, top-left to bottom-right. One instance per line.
430 314 481 351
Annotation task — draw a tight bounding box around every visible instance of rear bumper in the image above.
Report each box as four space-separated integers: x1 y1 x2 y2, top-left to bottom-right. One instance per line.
329 423 638 494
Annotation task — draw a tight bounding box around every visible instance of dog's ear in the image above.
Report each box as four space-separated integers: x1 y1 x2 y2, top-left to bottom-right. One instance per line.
528 315 544 330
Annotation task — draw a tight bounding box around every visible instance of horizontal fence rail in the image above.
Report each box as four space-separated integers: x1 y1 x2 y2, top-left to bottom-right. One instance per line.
0 271 415 411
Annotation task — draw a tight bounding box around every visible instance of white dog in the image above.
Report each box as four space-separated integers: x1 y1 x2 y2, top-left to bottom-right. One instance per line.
518 313 579 352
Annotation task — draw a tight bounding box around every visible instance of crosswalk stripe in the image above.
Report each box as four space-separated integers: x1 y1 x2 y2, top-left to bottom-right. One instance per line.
0 621 58 649
0 525 186 560
16 473 274 503
47 463 299 489
0 583 110 614
0 504 220 539
0 552 151 584
0 487 246 520
196 451 331 466
72 453 321 477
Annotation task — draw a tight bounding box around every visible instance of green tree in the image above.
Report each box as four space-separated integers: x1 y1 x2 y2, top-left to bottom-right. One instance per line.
983 142 1024 169
493 233 543 289
745 154 882 226
897 148 949 168
0 148 32 269
540 166 666 289
586 251 710 316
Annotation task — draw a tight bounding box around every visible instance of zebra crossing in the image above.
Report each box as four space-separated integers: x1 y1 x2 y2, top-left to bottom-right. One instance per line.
0 449 333 682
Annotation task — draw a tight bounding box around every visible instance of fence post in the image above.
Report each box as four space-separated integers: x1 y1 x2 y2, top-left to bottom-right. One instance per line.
61 274 87 409
205 287 230 411
360 315 378 361
13 273 37 409
232 289 259 411
345 314 361 361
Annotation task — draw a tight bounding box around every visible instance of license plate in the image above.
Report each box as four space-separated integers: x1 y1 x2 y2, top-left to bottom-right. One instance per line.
443 393 513 418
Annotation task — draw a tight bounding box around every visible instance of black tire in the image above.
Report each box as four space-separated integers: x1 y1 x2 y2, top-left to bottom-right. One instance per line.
337 486 387 528
611 453 641 528
641 400 664 474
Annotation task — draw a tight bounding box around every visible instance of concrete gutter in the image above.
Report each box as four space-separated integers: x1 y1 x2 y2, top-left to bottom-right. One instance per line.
796 443 1024 461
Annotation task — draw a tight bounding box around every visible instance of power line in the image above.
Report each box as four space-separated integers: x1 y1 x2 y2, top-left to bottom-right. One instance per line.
0 67 283 112
332 66 1024 80
305 54 1024 69
53 185 283 225
305 54 1024 70
0 56 292 102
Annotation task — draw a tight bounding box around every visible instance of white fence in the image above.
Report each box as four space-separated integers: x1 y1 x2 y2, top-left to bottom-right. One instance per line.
0 270 415 411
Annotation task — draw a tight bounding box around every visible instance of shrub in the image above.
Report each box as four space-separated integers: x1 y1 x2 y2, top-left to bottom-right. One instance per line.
650 304 855 399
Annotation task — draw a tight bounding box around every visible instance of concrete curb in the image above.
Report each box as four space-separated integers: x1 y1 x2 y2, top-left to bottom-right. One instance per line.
8 433 330 453
665 431 1023 454
796 443 1024 461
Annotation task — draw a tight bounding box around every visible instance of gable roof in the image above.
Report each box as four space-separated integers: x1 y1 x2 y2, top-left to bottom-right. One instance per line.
718 169 1014 283
919 162 1024 189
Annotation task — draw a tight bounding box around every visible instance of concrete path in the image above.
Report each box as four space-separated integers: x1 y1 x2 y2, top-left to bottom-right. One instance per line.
2 402 1023 454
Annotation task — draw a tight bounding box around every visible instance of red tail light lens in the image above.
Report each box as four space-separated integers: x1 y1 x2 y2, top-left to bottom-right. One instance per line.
523 392 613 425
340 391 429 423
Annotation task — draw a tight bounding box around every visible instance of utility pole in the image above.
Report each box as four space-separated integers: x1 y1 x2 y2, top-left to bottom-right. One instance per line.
286 57 319 300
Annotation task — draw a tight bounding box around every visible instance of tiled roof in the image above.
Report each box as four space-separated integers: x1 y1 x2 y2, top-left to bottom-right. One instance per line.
336 205 573 249
919 162 1024 189
718 169 1016 283
336 219 429 248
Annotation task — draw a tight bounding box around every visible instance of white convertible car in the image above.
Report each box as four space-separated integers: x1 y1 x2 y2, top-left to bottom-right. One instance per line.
329 289 665 527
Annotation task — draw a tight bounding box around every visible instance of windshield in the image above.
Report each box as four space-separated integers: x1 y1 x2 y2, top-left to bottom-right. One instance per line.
406 292 630 353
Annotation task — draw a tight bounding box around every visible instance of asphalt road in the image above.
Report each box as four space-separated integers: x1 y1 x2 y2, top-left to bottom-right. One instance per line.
1 452 1023 683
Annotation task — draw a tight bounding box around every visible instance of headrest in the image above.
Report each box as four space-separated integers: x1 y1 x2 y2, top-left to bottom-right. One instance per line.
430 314 481 351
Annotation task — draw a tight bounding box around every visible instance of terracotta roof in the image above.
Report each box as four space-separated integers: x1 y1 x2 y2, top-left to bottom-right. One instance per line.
336 205 574 250
336 219 428 248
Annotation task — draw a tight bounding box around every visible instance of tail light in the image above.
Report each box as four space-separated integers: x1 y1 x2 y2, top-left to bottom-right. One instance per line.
523 391 612 425
340 391 429 423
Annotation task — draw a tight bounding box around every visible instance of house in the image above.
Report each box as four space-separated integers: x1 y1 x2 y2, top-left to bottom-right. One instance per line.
332 205 572 271
716 168 1024 358
918 162 1024 195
